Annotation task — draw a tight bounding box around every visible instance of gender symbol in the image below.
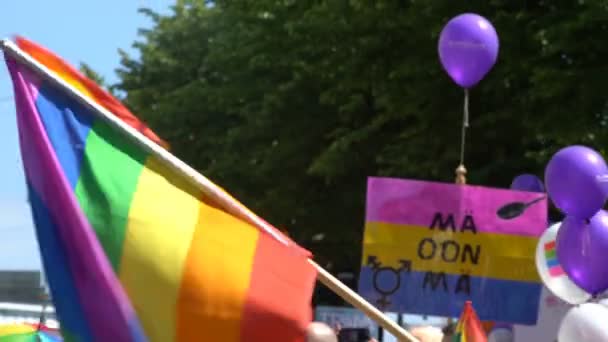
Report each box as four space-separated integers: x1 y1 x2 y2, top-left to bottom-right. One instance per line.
367 255 412 308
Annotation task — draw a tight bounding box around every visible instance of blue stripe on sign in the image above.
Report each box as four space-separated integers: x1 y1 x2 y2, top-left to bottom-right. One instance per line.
357 266 542 325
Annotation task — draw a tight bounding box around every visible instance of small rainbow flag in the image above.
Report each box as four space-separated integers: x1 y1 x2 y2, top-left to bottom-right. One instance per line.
453 301 487 342
544 240 565 277
0 323 62 341
4 38 317 342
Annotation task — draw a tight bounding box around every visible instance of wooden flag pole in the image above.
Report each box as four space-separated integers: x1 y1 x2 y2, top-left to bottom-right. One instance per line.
311 259 418 341
0 39 419 342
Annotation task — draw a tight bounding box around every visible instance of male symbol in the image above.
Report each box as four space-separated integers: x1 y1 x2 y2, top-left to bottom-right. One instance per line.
367 256 412 308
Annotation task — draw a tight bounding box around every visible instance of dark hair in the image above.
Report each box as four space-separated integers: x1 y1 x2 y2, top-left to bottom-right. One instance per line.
442 322 456 335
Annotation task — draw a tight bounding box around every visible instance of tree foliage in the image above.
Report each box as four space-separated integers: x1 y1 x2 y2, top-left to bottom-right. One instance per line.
113 0 608 302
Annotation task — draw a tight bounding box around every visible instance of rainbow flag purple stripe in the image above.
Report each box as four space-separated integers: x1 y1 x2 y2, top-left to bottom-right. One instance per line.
6 56 146 341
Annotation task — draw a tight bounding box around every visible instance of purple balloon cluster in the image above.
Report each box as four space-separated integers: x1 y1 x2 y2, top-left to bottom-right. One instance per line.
545 146 608 295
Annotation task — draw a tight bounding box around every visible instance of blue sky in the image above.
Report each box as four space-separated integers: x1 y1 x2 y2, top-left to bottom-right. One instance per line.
0 0 172 270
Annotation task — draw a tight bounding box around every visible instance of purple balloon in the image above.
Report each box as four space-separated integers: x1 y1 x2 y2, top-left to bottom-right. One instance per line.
510 174 545 193
557 211 608 295
438 13 499 88
545 145 608 219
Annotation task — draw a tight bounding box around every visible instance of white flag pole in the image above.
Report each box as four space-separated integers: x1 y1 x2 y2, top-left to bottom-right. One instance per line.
0 39 418 342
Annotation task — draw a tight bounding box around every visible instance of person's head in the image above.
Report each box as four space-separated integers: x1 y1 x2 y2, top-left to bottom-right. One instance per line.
488 327 514 342
409 326 444 342
442 322 456 336
306 322 338 342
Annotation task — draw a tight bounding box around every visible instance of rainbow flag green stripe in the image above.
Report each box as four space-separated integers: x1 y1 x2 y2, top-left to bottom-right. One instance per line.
74 122 148 270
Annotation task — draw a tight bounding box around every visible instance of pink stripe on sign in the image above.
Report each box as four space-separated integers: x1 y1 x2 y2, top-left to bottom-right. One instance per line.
549 266 565 277
365 177 547 237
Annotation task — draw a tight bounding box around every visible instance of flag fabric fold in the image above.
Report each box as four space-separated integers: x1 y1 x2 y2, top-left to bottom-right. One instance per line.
4 38 317 342
452 301 487 342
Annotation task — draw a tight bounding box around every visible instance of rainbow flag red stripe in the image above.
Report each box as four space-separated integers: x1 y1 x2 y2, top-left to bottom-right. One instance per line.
4 38 317 342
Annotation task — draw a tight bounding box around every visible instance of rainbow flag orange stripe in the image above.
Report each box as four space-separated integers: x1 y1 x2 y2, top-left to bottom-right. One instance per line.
5 39 317 342
15 36 168 149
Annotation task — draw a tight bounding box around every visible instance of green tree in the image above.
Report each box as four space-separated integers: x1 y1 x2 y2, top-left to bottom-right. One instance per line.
114 0 608 302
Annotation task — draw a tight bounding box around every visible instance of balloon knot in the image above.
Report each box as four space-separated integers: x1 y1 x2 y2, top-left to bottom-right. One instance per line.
455 164 467 185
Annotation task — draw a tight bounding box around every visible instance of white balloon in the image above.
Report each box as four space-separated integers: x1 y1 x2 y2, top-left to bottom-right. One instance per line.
558 303 608 341
535 222 592 305
488 328 513 342
599 297 608 308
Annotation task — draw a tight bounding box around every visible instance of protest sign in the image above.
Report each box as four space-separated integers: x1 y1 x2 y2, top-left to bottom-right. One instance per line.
358 177 546 324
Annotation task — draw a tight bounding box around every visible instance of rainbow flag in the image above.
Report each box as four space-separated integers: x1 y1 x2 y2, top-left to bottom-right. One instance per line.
452 301 487 342
14 36 168 149
544 240 565 277
4 40 317 342
0 323 62 341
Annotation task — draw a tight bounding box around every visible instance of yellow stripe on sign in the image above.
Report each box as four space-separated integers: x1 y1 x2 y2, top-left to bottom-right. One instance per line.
119 157 201 342
362 222 540 282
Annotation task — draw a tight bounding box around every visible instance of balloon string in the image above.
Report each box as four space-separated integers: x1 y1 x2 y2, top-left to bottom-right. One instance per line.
459 88 470 167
